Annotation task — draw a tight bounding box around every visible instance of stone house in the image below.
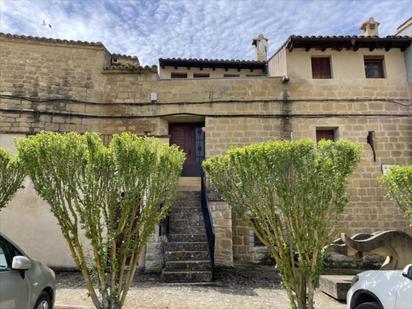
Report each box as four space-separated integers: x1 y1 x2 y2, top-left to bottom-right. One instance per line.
0 18 411 281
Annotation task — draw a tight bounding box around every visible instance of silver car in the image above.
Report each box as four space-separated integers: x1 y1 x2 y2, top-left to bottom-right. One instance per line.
0 232 55 309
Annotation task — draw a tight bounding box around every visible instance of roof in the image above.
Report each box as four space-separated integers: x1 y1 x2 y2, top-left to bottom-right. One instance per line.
397 17 412 31
159 57 266 70
104 63 157 73
0 32 105 48
284 35 412 52
111 53 139 60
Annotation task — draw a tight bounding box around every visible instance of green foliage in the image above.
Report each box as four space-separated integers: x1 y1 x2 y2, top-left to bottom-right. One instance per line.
381 165 412 225
203 139 360 309
0 147 25 210
17 131 185 309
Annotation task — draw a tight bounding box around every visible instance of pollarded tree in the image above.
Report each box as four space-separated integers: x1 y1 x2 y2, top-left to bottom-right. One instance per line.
17 132 185 309
0 147 25 210
203 139 360 309
381 165 412 225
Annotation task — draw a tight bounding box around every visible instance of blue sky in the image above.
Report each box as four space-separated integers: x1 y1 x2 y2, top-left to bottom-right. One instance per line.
0 0 410 65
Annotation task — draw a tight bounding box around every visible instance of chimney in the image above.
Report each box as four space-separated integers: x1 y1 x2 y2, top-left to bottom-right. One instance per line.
252 34 269 61
360 17 380 37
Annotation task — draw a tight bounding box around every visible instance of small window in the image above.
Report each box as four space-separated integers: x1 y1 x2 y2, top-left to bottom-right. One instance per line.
0 237 21 271
254 234 264 247
311 57 332 79
193 73 209 78
224 74 240 78
364 56 384 78
171 72 187 79
0 245 8 271
316 129 336 142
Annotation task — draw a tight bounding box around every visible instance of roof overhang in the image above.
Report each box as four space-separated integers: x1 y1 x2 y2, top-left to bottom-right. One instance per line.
159 58 266 70
285 35 412 52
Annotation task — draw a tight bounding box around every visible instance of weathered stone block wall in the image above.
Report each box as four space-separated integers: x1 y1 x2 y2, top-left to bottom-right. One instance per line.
1 36 411 267
209 201 233 266
205 117 282 157
291 112 412 234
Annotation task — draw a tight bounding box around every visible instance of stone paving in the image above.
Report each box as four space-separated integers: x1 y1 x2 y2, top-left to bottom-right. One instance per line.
54 266 346 309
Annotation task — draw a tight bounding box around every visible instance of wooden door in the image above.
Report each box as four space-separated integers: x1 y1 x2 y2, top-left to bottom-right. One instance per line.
169 124 201 176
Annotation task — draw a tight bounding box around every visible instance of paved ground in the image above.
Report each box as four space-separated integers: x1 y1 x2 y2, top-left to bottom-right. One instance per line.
54 266 346 309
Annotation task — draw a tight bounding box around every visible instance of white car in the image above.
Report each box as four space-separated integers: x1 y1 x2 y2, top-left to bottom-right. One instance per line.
347 264 412 309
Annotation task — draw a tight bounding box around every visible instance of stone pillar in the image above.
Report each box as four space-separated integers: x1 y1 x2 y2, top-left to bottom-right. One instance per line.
209 201 234 266
144 226 164 272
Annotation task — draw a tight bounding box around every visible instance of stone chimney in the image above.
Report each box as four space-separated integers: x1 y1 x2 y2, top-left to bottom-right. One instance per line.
360 17 380 37
252 34 269 61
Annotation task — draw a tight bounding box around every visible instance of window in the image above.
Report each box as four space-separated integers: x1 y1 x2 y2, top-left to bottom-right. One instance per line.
224 74 240 78
171 72 187 79
254 233 264 247
311 57 332 79
0 237 21 271
316 129 336 142
0 245 8 271
193 73 209 78
364 56 384 78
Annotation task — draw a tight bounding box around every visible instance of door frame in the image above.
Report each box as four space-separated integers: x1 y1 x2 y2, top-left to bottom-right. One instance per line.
169 122 205 177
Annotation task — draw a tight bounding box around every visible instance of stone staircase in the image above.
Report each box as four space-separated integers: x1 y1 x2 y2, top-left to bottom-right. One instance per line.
162 185 213 283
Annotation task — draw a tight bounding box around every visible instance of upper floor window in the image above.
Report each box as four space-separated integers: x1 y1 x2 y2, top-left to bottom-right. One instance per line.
316 128 336 142
171 72 187 79
193 73 210 78
311 57 332 79
364 56 384 78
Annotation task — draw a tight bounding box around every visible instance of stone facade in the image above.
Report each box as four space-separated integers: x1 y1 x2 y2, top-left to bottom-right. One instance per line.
0 32 411 268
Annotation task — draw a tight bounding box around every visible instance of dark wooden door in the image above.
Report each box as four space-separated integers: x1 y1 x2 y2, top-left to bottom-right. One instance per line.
169 124 202 176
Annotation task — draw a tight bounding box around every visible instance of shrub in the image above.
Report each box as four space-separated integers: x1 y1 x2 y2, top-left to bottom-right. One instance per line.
203 139 360 309
17 131 185 309
0 147 25 210
381 165 412 225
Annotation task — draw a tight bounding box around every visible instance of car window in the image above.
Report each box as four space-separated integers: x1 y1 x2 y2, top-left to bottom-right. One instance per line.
0 236 23 271
0 240 10 271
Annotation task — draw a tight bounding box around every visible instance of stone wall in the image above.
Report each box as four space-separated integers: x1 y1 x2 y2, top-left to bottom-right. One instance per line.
0 35 411 267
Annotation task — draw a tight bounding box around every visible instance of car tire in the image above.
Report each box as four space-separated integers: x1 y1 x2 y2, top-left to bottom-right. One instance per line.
33 291 52 309
355 302 381 309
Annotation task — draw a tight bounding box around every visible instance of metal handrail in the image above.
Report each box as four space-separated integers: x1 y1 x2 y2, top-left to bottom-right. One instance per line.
200 171 215 277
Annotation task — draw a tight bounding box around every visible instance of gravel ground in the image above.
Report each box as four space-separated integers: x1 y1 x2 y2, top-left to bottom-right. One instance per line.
54 266 346 309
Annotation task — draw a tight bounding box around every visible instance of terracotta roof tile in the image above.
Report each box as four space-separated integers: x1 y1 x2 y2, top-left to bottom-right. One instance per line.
111 53 139 60
159 57 266 70
0 32 105 47
104 63 157 73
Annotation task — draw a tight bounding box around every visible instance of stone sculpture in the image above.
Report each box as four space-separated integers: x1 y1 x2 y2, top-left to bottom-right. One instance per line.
326 230 412 270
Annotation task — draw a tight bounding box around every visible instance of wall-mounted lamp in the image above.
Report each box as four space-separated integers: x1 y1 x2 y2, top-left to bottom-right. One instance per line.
150 92 158 103
367 131 376 162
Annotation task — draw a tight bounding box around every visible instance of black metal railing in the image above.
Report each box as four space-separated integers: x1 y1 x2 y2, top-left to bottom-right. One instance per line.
159 204 170 237
200 171 215 277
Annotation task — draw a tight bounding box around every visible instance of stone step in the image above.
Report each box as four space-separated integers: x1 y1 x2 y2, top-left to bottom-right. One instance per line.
175 191 201 200
162 270 212 283
319 275 354 300
169 212 202 222
168 234 207 242
169 218 204 227
169 208 202 217
178 177 201 192
164 260 211 271
165 241 208 252
165 250 209 261
172 201 201 208
169 225 205 234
